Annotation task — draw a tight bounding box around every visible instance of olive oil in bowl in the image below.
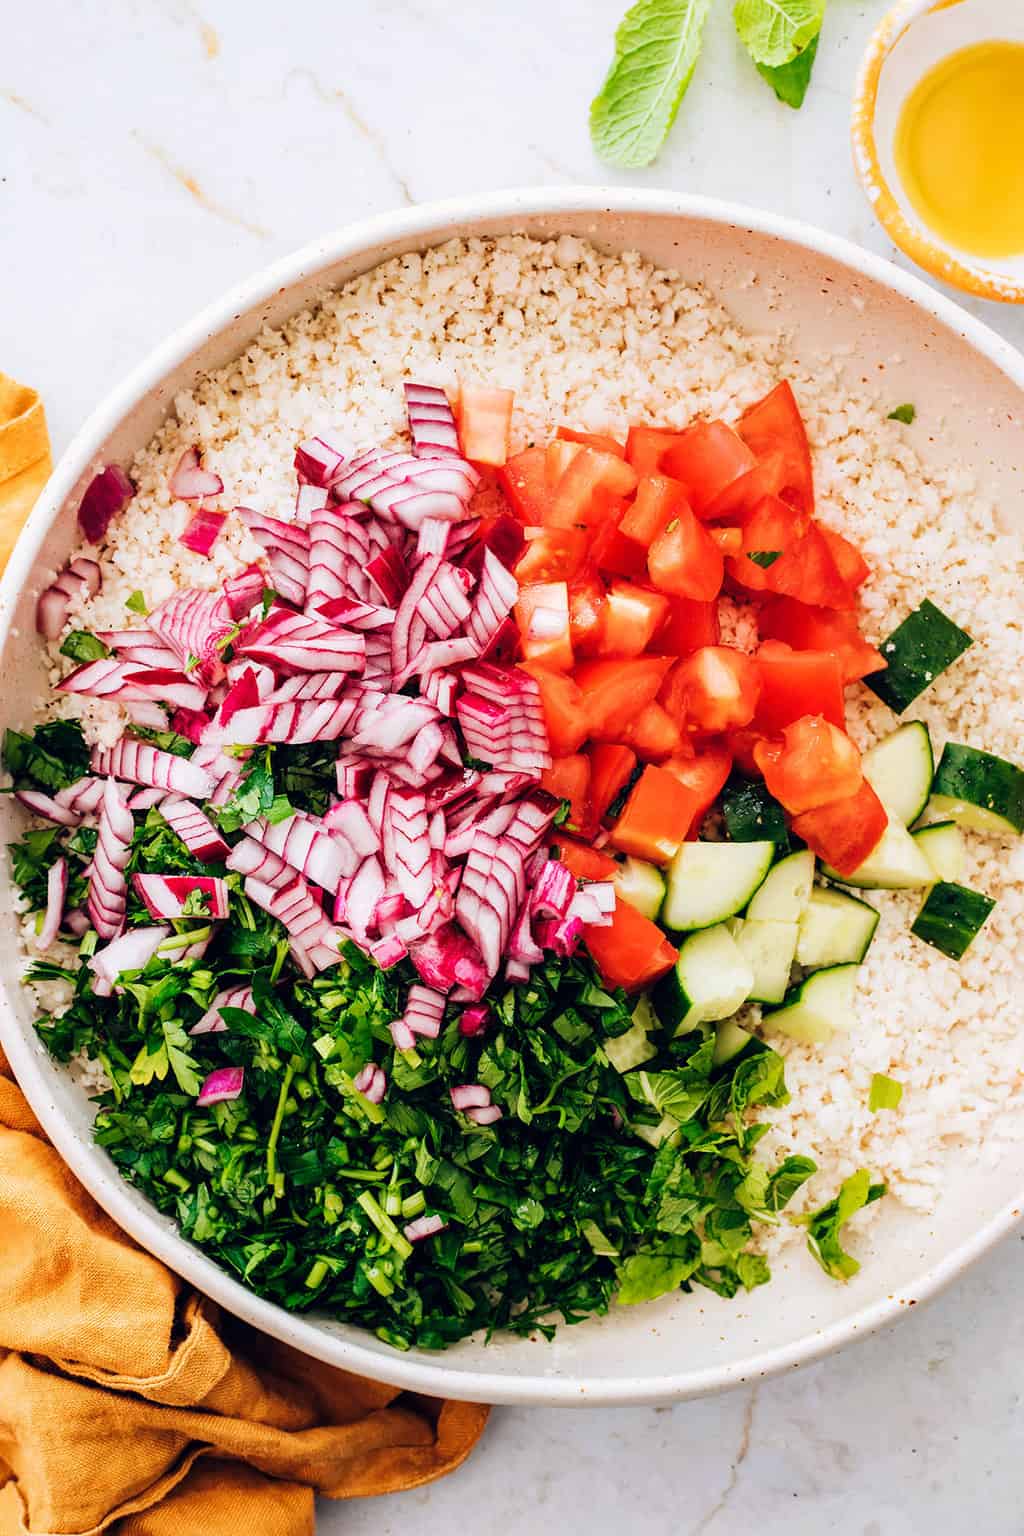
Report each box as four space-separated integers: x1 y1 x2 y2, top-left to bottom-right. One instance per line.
894 40 1024 261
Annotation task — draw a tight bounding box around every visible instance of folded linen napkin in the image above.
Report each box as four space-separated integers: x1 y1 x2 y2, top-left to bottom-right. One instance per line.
0 377 488 1536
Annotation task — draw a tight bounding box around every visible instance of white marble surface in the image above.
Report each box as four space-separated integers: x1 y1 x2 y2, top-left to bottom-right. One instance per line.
3 0 1023 1529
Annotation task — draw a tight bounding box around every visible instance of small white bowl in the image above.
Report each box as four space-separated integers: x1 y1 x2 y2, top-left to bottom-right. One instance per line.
853 0 1024 303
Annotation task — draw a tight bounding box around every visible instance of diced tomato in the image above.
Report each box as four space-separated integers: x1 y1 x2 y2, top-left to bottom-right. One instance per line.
754 640 845 734
656 597 720 656
821 526 871 590
737 381 814 514
664 647 761 734
589 515 649 580
621 701 682 761
514 527 588 584
553 836 619 881
662 420 756 518
540 754 591 831
545 438 582 485
758 597 886 684
584 898 678 993
619 475 689 544
625 426 686 476
498 446 553 524
567 571 608 656
595 581 669 658
754 715 863 814
663 743 733 830
457 383 513 466
587 743 638 829
609 764 701 864
575 656 675 740
710 527 743 556
515 581 573 670
728 726 764 777
520 664 589 756
703 448 787 522
557 425 626 458
648 504 724 601
727 496 851 609
791 779 888 876
548 448 638 530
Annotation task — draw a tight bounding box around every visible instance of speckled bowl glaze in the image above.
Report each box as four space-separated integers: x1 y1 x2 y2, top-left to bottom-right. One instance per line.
2 190 1023 1405
852 0 1024 303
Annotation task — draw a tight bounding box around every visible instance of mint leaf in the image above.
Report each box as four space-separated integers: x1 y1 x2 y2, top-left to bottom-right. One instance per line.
125 590 148 615
590 0 713 169
888 403 916 424
868 1073 903 1112
747 549 782 568
60 630 109 664
734 0 824 68
757 29 819 107
616 1242 700 1304
800 1168 885 1281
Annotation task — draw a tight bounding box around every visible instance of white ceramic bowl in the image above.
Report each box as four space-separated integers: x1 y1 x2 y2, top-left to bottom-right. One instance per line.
3 190 1023 1407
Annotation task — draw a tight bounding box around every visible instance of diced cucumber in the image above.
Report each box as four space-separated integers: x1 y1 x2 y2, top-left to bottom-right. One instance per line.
613 857 666 921
713 1017 754 1067
823 811 934 889
912 820 964 882
652 923 754 1035
866 599 973 713
662 840 775 931
929 743 1024 836
911 881 995 959
797 887 879 967
733 918 799 1004
862 721 934 825
722 777 789 844
763 963 860 1045
745 848 815 922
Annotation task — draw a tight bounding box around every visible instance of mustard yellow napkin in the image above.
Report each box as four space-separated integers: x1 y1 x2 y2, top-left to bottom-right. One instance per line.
0 380 489 1536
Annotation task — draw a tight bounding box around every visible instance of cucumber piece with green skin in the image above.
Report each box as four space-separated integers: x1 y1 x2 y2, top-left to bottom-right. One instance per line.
929 743 1024 836
662 840 775 932
613 857 666 921
862 721 934 825
912 821 964 882
866 599 973 713
797 887 879 967
722 777 789 844
652 923 754 1035
763 963 860 1044
732 918 799 1004
745 848 815 922
604 997 658 1073
823 811 934 889
911 881 995 959
713 1017 754 1067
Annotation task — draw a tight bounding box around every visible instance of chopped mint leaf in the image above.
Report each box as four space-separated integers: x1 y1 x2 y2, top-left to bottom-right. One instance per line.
800 1168 885 1281
125 590 148 615
590 0 713 169
734 0 824 68
757 29 819 107
747 549 782 568
888 403 916 424
869 1073 903 1112
59 630 109 664
463 756 493 773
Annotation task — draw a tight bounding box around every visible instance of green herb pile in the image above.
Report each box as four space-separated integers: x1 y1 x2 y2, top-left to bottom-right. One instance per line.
8 717 876 1350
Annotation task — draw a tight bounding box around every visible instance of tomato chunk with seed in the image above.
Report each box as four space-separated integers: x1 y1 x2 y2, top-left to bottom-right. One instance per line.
758 596 886 684
499 446 553 524
585 899 678 993
619 474 690 543
514 527 588 584
754 715 863 814
754 640 845 733
728 496 851 608
610 764 701 864
587 743 638 830
625 426 686 476
540 754 591 831
621 701 682 761
515 581 573 670
648 504 724 601
665 646 761 734
589 516 649 580
703 448 787 522
567 572 608 656
657 597 720 656
521 664 588 757
557 425 626 458
575 656 675 740
791 780 888 876
737 381 814 514
549 447 638 530
596 581 669 658
662 420 756 517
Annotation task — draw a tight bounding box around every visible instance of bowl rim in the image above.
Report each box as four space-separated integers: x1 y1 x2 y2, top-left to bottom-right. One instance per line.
4 185 1024 1406
851 0 1024 305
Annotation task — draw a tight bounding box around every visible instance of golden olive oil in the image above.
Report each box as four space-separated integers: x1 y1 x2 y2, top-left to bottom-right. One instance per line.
894 40 1024 259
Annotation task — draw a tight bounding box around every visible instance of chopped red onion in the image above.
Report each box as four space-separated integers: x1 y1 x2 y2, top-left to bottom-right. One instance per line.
403 1213 447 1242
369 933 408 969
459 1004 490 1037
390 1018 417 1052
405 382 461 459
450 1083 491 1111
466 1104 503 1126
78 464 134 543
295 435 346 487
251 810 358 890
237 608 366 676
179 506 227 556
87 778 133 938
169 447 224 500
132 873 229 920
197 1066 245 1106
37 858 68 950
224 563 266 620
189 983 254 1035
89 924 170 990
92 737 215 800
15 789 82 827
160 796 230 862
353 1063 386 1104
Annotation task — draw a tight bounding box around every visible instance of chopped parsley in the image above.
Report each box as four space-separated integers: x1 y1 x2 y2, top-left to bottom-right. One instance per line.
59 630 109 664
125 589 149 615
868 1073 903 1112
747 550 782 569
887 403 916 425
